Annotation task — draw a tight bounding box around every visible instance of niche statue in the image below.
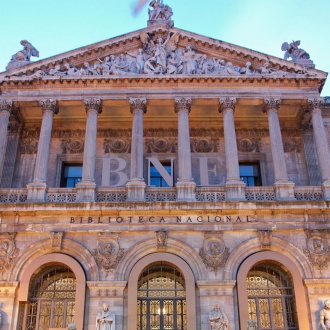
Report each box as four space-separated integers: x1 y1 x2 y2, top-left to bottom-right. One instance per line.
96 303 115 330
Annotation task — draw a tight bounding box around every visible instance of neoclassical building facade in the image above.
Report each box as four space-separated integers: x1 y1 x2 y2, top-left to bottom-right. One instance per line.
0 4 330 330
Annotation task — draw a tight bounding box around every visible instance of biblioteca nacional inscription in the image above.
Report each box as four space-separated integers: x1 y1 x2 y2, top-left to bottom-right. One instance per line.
69 215 255 224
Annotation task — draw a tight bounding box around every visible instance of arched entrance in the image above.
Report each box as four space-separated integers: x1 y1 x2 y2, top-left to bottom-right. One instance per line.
127 253 196 330
20 265 76 330
137 263 186 330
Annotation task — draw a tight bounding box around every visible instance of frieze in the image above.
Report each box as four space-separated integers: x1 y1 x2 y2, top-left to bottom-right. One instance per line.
98 129 131 138
61 139 84 154
93 233 125 273
8 123 22 135
191 138 219 153
303 230 330 270
22 128 40 139
199 234 229 272
53 129 85 139
144 128 223 138
282 137 303 153
237 138 260 153
20 139 38 154
0 233 19 271
104 138 131 153
145 138 177 153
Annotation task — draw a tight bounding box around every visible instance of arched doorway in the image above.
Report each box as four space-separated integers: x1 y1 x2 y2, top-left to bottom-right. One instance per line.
246 263 297 330
19 265 76 330
137 263 186 330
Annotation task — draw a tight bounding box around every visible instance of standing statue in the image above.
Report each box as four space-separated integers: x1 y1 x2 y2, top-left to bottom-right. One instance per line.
209 304 228 330
7 40 39 70
320 299 330 330
148 0 173 21
96 303 115 330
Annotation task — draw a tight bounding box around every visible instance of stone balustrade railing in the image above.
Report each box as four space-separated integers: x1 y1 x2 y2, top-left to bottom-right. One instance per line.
0 186 326 203
195 187 226 202
46 188 77 202
0 189 27 203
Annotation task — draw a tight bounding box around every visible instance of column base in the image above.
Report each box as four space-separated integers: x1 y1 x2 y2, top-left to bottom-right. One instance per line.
176 181 196 202
27 182 47 202
225 180 246 201
75 181 96 202
126 180 146 202
274 181 296 201
322 181 330 201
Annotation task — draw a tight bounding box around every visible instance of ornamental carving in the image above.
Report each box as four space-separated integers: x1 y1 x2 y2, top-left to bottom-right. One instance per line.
307 98 325 112
98 129 131 138
145 128 178 137
39 99 59 114
263 98 282 112
191 138 219 153
145 138 177 153
0 100 13 114
0 233 19 271
155 230 167 250
22 128 40 139
61 139 84 154
20 139 38 154
259 230 272 249
237 138 260 153
93 233 125 273
104 138 131 153
53 129 85 139
174 98 191 113
130 98 147 113
50 232 63 251
282 137 303 153
303 230 330 270
84 98 102 114
199 235 229 272
219 97 236 112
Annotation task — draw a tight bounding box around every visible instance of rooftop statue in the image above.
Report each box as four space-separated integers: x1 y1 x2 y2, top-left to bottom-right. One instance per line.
148 0 174 27
281 40 314 68
6 40 39 71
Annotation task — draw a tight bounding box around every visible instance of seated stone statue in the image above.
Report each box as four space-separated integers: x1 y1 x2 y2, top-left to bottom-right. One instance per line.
320 299 330 330
209 303 228 330
96 303 115 330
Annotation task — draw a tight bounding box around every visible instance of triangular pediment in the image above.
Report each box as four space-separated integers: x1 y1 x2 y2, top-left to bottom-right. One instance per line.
0 25 327 82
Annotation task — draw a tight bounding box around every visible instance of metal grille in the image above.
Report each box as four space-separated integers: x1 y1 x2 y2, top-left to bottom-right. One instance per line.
247 263 298 330
137 264 187 330
19 265 76 330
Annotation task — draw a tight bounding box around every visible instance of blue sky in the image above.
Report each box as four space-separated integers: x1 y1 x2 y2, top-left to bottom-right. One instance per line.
1 0 329 95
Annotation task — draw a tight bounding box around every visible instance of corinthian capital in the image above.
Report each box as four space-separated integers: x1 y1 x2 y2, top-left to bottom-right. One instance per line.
263 98 282 113
84 98 102 114
0 99 13 114
307 98 325 113
129 98 147 114
218 98 237 113
39 99 59 115
174 98 192 113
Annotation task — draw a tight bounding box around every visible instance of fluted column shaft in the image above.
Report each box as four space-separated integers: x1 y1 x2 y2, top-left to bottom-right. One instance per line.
33 100 58 183
81 99 102 183
129 98 147 181
308 98 330 182
175 98 193 182
219 98 240 182
263 98 288 182
0 100 12 181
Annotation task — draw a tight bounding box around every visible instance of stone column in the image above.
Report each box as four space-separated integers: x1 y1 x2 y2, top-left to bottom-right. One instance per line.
174 98 196 201
76 99 102 202
307 98 330 200
126 98 147 201
27 99 59 202
0 100 12 184
219 98 246 201
263 98 295 200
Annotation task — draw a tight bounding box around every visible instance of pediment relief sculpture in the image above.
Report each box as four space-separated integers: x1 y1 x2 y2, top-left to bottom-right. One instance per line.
4 30 318 81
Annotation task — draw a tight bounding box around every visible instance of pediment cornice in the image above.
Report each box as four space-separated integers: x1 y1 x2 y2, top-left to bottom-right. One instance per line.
0 25 327 85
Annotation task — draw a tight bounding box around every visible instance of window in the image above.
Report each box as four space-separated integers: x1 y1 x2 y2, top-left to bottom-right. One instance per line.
60 163 82 188
247 263 298 330
239 163 262 186
137 263 186 330
148 158 174 187
19 265 76 330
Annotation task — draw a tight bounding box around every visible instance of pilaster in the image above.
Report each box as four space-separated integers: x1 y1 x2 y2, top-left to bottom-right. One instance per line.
174 97 196 201
126 98 147 201
307 98 330 200
27 99 58 202
0 100 12 184
76 98 102 202
219 98 246 201
263 98 295 201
